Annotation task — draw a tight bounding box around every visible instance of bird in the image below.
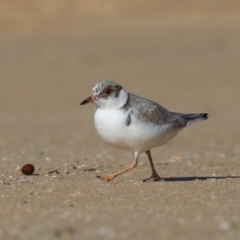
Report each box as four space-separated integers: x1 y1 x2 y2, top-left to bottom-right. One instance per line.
80 81 208 182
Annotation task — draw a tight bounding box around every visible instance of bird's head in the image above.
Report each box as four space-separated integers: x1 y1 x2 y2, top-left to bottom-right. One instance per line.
80 81 128 109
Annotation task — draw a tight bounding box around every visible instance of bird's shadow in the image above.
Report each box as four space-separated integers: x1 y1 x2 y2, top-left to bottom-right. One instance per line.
161 175 240 182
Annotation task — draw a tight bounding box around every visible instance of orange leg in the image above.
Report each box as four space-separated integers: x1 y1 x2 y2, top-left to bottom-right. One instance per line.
97 153 139 181
143 150 162 182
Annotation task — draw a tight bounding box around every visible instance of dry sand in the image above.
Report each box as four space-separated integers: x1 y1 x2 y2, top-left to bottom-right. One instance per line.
1 2 240 240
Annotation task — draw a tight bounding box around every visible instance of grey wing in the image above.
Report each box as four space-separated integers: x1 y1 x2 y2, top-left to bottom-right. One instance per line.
128 93 187 128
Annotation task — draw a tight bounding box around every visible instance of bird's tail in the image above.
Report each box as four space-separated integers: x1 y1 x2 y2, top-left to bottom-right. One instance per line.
180 113 208 126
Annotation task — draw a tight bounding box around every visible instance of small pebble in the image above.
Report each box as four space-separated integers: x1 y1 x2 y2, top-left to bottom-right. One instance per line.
15 166 21 171
219 222 231 231
21 164 35 175
48 170 60 175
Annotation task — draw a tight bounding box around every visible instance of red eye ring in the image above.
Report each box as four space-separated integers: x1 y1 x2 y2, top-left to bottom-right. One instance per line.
103 88 113 95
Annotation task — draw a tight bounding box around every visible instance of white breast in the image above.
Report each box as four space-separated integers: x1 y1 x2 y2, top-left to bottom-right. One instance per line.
94 107 181 153
94 108 131 150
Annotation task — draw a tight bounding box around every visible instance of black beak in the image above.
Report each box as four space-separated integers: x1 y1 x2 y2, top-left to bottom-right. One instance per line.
80 98 89 105
80 96 95 105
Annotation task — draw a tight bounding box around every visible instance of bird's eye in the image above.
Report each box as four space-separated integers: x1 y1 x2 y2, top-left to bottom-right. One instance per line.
103 88 113 95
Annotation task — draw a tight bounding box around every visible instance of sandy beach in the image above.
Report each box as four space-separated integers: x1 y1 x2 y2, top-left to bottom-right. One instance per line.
1 1 240 239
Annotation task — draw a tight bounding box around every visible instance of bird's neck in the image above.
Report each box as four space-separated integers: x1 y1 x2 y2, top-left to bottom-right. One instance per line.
116 89 129 110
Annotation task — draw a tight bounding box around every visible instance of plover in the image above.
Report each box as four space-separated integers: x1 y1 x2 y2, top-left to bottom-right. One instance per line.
80 81 208 182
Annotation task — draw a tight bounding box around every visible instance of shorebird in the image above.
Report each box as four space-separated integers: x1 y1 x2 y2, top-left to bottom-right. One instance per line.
81 81 208 182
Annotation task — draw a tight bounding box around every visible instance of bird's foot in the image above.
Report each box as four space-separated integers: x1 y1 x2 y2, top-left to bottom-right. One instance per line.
96 174 115 181
142 175 163 182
